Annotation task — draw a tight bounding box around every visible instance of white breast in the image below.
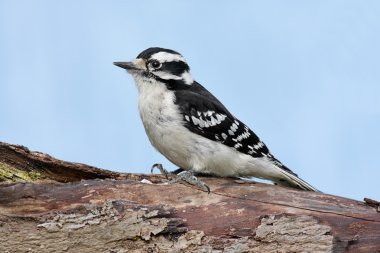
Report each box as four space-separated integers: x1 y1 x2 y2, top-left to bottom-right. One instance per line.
135 76 190 168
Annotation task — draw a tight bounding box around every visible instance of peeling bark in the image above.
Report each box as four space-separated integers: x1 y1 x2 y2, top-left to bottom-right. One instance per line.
0 141 379 252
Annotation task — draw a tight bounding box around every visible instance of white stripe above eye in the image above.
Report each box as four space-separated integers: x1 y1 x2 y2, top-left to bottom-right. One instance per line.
150 52 187 63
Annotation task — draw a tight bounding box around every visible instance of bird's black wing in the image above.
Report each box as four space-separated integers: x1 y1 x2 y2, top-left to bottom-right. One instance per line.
174 82 273 159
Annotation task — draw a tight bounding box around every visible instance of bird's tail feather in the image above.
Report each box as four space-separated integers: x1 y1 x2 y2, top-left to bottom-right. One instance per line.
276 169 321 192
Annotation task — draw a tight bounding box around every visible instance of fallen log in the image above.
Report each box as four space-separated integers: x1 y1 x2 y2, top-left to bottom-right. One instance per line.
0 141 379 252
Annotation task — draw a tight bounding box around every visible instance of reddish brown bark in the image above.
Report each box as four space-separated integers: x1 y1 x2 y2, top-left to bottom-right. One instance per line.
0 141 379 252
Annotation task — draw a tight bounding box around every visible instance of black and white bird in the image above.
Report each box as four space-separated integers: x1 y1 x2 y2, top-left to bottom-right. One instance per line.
114 47 319 192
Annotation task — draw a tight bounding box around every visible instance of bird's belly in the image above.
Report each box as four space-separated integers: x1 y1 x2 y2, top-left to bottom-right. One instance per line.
140 111 256 177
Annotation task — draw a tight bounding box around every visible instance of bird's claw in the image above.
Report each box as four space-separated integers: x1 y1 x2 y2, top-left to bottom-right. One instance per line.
151 163 170 179
169 170 210 194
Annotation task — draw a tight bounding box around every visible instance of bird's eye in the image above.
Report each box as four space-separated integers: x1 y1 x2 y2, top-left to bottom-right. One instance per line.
149 60 161 69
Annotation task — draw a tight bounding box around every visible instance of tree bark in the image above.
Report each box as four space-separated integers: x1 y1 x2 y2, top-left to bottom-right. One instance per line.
0 141 379 253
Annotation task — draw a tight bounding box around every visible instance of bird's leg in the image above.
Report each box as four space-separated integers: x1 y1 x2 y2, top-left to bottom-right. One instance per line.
169 170 210 193
171 167 185 174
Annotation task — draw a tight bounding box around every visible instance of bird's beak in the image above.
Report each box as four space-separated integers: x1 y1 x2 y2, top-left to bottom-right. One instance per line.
113 61 139 71
113 59 146 73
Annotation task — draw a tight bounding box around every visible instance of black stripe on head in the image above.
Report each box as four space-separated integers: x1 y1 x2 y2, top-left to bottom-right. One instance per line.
154 77 191 90
161 61 190 76
137 47 181 60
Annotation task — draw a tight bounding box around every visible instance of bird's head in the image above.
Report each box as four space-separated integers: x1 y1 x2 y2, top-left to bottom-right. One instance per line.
114 47 194 89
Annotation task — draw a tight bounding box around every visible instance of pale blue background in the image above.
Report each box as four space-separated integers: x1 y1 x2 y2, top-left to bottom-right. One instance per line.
1 1 379 201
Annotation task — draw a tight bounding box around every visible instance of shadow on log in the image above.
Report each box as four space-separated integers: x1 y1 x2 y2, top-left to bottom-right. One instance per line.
0 141 379 252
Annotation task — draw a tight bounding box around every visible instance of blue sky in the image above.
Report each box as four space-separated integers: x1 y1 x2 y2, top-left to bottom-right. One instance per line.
1 1 379 201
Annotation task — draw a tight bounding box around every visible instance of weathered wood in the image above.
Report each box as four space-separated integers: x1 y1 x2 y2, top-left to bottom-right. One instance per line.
0 141 163 183
0 141 379 252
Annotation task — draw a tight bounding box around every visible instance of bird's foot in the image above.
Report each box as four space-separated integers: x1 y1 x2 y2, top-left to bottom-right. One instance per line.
151 163 170 179
151 164 186 178
151 164 210 193
169 170 210 193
